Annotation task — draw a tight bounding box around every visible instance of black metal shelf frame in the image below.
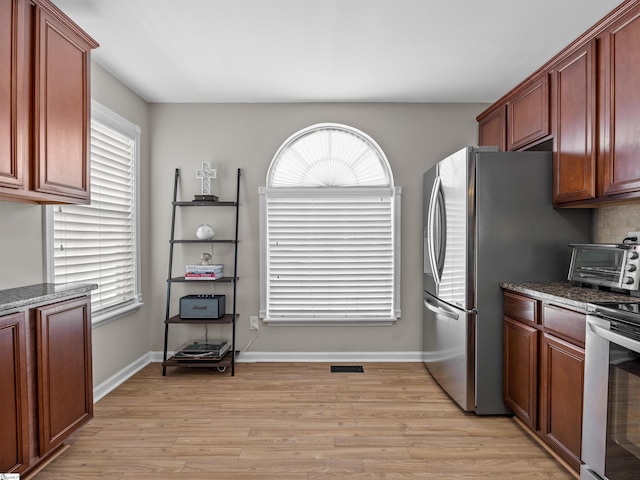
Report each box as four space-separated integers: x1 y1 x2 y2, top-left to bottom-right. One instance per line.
162 167 241 376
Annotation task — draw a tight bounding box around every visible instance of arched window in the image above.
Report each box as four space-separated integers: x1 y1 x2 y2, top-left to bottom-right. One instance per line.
259 123 401 325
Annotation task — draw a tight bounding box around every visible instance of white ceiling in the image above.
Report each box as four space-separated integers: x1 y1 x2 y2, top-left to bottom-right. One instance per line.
55 0 624 104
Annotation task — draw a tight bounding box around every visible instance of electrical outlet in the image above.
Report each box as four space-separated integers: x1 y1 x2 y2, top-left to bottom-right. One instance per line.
628 231 640 243
249 316 259 331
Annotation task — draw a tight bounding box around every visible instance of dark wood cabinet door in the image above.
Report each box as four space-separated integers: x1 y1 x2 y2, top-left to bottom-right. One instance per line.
478 104 506 150
599 5 640 200
0 0 27 190
36 296 93 455
507 74 550 151
503 317 538 430
32 0 95 203
552 41 597 206
539 332 584 472
0 312 29 474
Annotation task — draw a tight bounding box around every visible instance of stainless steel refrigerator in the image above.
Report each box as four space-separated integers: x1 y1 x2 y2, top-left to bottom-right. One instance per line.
422 146 591 414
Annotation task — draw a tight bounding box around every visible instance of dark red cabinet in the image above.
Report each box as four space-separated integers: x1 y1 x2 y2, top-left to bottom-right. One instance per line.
36 297 93 455
0 0 98 204
503 290 586 474
0 312 29 474
0 296 93 476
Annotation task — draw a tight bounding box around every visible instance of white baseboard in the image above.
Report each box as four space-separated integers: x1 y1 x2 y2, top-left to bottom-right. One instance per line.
93 352 153 402
150 350 423 363
235 351 423 363
94 350 423 401
150 350 422 363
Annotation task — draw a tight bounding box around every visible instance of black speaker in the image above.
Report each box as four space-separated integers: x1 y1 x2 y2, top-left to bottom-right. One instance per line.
179 294 225 319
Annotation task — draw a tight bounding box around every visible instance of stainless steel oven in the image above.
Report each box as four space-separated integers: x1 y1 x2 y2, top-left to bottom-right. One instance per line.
582 302 640 480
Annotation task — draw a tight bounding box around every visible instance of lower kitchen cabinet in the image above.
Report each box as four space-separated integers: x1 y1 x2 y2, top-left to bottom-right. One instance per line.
503 316 538 430
0 295 93 475
36 297 93 456
0 312 29 473
539 332 584 471
503 289 585 474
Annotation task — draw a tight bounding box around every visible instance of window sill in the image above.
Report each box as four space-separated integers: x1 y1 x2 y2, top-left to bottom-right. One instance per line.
92 300 144 328
263 317 397 327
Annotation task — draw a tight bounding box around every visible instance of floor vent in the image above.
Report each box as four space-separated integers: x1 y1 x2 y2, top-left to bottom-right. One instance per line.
331 365 364 373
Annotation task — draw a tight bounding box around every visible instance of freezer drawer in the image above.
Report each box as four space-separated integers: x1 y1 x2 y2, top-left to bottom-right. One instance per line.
423 291 475 411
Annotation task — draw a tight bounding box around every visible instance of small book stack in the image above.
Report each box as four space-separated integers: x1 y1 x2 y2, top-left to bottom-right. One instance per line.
185 264 223 280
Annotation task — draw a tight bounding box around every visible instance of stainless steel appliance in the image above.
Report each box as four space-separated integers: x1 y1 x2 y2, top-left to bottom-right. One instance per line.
423 146 591 414
568 242 640 290
582 302 640 480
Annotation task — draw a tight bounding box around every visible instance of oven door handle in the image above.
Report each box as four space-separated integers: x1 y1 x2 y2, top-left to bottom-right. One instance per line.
588 319 640 354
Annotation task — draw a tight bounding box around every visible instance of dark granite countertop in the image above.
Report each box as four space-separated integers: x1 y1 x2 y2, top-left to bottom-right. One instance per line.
500 281 637 311
0 282 97 313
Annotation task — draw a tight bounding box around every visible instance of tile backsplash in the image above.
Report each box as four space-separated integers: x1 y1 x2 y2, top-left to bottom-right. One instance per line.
595 204 640 243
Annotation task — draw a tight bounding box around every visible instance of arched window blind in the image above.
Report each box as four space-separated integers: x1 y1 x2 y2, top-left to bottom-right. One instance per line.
259 123 401 325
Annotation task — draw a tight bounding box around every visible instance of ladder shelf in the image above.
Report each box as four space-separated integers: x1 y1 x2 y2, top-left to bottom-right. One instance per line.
161 167 241 376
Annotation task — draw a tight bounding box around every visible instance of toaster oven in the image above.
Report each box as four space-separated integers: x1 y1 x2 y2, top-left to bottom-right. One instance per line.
568 243 640 291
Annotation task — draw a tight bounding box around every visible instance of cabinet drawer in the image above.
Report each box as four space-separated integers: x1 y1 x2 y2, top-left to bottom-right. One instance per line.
541 303 586 346
504 291 538 326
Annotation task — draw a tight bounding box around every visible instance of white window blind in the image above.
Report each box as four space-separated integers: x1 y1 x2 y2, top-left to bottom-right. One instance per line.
265 190 396 321
51 102 140 320
260 123 401 325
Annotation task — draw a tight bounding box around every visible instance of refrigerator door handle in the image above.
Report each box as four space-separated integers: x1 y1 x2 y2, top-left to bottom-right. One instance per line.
427 175 443 286
424 296 459 320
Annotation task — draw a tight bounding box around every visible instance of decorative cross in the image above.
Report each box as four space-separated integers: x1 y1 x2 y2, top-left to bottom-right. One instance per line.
196 162 217 195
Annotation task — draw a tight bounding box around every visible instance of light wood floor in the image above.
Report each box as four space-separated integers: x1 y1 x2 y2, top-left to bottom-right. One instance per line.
31 362 575 479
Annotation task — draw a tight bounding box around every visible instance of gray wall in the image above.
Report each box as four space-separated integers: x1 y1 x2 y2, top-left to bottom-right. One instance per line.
0 62 489 387
5 60 637 386
0 201 44 288
148 102 485 355
89 63 152 385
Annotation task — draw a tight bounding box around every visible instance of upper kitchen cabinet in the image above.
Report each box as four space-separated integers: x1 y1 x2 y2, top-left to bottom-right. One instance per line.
550 40 597 206
553 2 640 207
0 0 28 191
598 5 640 202
476 73 551 152
477 103 507 150
478 0 640 208
0 0 98 205
506 73 551 151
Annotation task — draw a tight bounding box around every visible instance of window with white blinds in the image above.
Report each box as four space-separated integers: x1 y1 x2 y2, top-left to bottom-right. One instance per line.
47 101 141 324
259 124 401 325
